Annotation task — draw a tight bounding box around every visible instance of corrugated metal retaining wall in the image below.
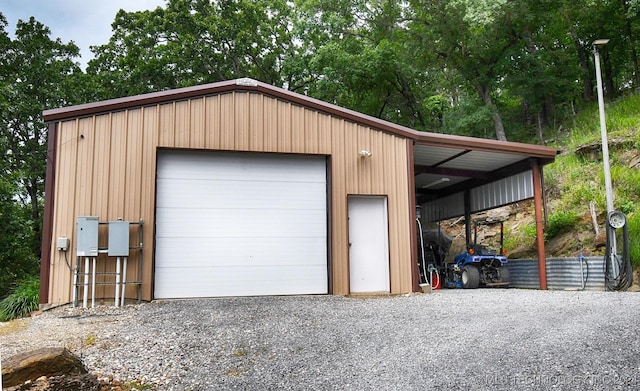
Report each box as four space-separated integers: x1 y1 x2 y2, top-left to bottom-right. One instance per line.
508 256 605 291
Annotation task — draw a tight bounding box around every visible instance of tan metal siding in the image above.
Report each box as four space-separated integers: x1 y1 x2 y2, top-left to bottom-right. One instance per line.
249 94 264 151
123 109 144 299
205 96 221 149
140 106 159 300
220 94 235 150
291 104 305 153
47 91 413 304
330 118 348 294
175 100 190 148
49 120 77 304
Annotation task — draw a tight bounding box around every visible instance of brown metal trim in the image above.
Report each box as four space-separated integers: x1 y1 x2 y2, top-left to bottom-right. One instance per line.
407 140 420 292
414 136 558 160
532 159 547 290
415 165 487 179
325 156 333 295
433 150 471 167
39 123 58 304
43 78 559 161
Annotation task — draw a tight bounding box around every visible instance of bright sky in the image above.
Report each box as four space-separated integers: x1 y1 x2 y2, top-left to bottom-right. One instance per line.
2 0 167 68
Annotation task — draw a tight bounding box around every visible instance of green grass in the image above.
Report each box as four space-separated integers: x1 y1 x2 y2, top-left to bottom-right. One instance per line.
563 93 640 147
628 213 640 268
0 276 40 321
545 210 580 239
503 224 536 253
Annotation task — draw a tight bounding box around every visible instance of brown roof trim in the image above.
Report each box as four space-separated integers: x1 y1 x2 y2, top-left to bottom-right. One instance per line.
40 122 58 305
43 78 559 159
414 134 558 160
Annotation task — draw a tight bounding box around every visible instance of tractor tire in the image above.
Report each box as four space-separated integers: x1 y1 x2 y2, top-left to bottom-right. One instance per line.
461 265 480 289
499 267 511 284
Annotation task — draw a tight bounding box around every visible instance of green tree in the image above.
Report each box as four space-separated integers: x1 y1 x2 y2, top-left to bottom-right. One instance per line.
289 0 447 131
87 0 295 99
0 175 38 298
0 14 83 295
409 0 527 141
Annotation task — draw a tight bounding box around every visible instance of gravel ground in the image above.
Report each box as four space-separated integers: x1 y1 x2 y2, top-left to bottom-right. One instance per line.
2 289 640 390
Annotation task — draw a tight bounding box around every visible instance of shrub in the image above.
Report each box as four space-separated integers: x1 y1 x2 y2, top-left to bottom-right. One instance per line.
627 213 640 268
0 276 40 321
545 210 580 239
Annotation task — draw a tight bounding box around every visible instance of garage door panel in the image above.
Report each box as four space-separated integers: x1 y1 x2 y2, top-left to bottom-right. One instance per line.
157 152 326 183
155 237 327 267
155 208 327 237
154 151 328 298
156 180 326 210
155 265 328 297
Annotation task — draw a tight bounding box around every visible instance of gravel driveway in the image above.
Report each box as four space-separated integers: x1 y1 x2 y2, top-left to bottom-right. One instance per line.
2 289 640 390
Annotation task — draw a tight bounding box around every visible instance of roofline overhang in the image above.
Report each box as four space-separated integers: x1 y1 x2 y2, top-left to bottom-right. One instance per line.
43 78 559 161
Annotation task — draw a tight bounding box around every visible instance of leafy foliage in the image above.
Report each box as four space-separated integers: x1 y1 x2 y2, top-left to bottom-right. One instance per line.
0 177 39 299
0 13 83 297
545 211 580 239
291 0 439 130
87 0 295 99
628 213 640 268
0 276 39 321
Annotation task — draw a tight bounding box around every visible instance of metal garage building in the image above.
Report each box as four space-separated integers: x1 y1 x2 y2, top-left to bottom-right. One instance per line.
40 78 557 306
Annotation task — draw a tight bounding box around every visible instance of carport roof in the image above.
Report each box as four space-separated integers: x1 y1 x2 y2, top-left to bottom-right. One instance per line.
44 78 558 199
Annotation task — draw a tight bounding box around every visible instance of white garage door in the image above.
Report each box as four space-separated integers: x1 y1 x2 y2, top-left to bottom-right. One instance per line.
154 150 328 298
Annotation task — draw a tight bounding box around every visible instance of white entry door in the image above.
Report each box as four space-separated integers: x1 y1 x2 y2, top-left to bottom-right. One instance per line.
348 196 390 293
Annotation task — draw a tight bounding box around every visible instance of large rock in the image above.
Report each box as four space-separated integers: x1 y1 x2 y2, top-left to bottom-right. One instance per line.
2 347 87 388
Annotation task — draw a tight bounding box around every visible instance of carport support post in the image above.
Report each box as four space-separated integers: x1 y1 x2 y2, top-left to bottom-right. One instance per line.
464 190 472 246
532 160 547 290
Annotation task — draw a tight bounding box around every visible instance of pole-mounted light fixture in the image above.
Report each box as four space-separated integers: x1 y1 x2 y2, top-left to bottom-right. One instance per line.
593 39 610 46
593 38 621 280
592 39 614 215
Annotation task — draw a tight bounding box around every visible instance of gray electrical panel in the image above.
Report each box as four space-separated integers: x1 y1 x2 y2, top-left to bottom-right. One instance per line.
108 221 130 256
77 216 99 256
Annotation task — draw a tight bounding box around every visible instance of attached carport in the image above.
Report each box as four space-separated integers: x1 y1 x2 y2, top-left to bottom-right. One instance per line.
408 135 557 290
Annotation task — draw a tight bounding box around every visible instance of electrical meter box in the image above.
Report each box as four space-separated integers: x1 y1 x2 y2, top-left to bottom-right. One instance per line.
108 221 130 256
77 216 99 257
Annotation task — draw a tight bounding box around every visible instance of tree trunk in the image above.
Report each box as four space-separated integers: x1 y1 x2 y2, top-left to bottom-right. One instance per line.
537 113 544 144
26 178 42 258
603 50 615 98
569 28 593 101
475 84 507 141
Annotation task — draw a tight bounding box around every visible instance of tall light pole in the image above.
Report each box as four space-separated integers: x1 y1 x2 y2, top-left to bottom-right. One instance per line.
593 38 619 279
593 39 614 214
